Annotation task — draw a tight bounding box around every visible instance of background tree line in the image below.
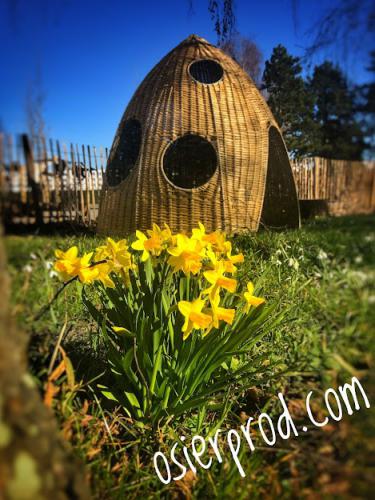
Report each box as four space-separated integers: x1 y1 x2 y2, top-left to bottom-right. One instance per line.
204 0 374 161
262 45 374 160
222 37 374 160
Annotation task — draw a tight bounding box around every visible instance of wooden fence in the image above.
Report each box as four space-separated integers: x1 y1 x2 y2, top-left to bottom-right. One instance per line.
293 156 375 215
0 134 108 226
0 133 374 228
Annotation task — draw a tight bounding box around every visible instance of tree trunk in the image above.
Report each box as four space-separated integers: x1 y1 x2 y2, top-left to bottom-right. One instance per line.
0 230 90 500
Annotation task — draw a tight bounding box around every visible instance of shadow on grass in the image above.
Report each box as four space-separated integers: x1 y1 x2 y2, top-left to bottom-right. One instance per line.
4 221 96 237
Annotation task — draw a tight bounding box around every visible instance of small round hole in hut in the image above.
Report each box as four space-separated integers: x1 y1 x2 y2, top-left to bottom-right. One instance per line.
189 59 223 84
106 118 142 186
162 134 217 189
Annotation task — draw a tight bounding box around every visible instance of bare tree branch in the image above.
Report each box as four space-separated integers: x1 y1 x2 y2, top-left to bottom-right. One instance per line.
221 33 263 88
25 67 47 141
293 0 375 64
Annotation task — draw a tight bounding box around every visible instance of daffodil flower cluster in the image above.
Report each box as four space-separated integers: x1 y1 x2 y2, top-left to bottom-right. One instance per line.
53 222 265 340
52 223 271 422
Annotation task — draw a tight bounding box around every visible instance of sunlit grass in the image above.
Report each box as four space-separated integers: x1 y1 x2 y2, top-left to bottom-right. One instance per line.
4 215 375 498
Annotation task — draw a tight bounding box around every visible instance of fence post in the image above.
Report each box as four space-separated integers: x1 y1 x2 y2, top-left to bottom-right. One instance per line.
21 134 43 226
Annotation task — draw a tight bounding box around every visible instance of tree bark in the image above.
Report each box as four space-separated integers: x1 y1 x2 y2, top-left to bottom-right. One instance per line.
0 230 90 500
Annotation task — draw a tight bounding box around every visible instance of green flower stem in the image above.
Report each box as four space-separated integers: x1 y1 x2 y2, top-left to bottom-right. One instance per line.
162 385 171 409
150 344 163 395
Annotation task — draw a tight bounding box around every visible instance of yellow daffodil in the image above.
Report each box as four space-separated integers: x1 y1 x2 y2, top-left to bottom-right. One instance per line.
223 241 245 273
131 229 163 261
243 282 265 312
178 298 212 340
96 238 133 271
167 234 205 275
216 306 235 325
54 246 80 280
96 262 115 288
191 221 211 247
112 326 127 333
160 223 176 245
146 223 171 249
191 223 232 257
192 221 205 239
54 246 99 284
95 243 110 261
131 231 151 261
203 253 237 299
203 230 228 254
112 326 134 335
203 295 235 336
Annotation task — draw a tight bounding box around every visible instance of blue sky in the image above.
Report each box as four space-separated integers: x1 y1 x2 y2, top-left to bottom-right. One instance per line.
0 0 373 147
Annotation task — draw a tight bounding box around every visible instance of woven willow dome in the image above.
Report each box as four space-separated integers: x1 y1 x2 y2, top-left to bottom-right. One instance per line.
97 34 300 235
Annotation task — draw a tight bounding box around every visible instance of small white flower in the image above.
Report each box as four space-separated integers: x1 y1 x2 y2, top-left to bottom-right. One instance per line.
30 252 37 260
23 264 33 273
287 258 299 270
354 255 363 264
49 270 58 278
45 261 53 270
275 249 282 256
275 260 282 266
348 270 367 285
317 249 328 261
365 234 375 242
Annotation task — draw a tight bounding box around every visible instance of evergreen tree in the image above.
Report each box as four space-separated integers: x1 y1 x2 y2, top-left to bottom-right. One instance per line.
356 51 375 158
262 45 317 157
365 51 375 117
309 61 366 160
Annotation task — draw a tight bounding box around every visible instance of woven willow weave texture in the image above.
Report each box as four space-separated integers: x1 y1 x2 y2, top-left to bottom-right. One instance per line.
97 34 300 235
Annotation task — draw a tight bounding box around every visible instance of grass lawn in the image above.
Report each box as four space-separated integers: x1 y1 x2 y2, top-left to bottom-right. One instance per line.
4 215 375 499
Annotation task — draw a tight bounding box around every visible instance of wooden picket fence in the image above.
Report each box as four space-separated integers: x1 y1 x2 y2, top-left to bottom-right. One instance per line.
292 156 375 215
0 134 108 227
0 133 374 228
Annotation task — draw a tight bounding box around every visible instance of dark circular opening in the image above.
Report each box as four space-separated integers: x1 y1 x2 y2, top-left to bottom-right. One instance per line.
189 59 223 84
106 118 142 186
162 134 217 189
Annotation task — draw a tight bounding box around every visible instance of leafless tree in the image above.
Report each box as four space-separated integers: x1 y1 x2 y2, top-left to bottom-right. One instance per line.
188 0 236 44
208 0 235 44
25 68 47 141
292 0 375 65
221 33 263 88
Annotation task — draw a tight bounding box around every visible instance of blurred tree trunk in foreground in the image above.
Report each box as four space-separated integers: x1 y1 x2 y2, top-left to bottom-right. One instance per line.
0 231 90 500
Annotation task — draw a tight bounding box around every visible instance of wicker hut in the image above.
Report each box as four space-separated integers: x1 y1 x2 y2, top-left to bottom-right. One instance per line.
97 34 300 235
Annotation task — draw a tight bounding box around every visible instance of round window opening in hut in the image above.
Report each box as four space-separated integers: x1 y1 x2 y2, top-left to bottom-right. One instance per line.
189 59 224 84
106 118 142 186
162 134 217 189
